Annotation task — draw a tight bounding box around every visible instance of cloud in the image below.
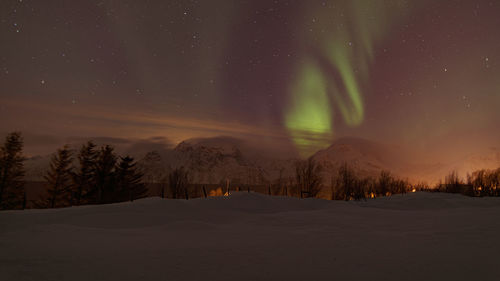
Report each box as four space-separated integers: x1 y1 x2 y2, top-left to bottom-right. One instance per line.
0 96 290 145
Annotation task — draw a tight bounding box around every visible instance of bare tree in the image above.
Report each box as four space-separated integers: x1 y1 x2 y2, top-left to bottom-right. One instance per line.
168 167 189 199
395 179 409 195
352 177 368 201
335 163 357 201
139 151 169 197
377 170 393 196
295 158 322 198
445 170 462 194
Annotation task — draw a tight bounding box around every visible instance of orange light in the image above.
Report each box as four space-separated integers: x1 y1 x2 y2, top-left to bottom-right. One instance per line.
209 187 224 197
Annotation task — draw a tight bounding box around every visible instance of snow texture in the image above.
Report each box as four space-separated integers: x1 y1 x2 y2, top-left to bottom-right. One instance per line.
1 192 500 281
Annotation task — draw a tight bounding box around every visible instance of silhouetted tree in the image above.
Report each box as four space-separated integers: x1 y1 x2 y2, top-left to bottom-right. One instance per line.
463 173 475 197
435 179 443 192
330 176 337 200
439 169 500 197
395 179 409 195
158 174 170 198
445 170 462 193
492 168 500 196
72 141 98 205
139 151 170 197
0 132 25 210
94 145 117 204
295 158 322 198
377 170 393 196
413 182 430 192
42 145 73 208
140 151 162 181
466 169 500 197
484 169 499 196
353 177 368 201
335 163 357 200
115 156 147 202
365 177 377 198
168 166 189 199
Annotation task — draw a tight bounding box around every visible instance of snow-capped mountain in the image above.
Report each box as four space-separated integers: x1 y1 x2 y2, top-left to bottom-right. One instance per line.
310 137 411 182
169 137 260 184
21 136 500 186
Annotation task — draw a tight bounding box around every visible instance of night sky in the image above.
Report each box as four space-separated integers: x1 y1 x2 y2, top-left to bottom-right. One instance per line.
1 0 499 159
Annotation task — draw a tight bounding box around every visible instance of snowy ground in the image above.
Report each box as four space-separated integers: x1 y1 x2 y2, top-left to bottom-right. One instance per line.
1 192 500 281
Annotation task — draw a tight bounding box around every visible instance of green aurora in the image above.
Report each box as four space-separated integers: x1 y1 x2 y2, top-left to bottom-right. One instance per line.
285 0 409 157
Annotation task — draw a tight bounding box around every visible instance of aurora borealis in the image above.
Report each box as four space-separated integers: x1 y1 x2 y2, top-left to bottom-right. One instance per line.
1 0 500 159
285 1 407 155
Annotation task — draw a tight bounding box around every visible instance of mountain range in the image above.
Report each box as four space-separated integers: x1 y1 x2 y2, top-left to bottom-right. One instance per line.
24 136 500 186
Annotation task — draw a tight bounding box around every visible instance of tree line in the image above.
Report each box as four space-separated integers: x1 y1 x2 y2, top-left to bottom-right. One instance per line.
0 132 148 210
36 141 148 208
435 169 500 197
294 159 414 200
0 132 423 209
2 131 500 210
0 131 193 210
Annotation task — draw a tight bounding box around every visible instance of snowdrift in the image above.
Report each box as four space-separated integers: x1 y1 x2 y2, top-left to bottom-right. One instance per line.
1 192 500 281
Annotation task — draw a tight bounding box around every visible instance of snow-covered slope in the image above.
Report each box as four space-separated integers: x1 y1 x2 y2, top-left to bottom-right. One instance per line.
1 192 500 281
168 137 273 184
313 138 387 171
24 155 51 181
311 137 412 181
312 138 500 185
155 136 419 185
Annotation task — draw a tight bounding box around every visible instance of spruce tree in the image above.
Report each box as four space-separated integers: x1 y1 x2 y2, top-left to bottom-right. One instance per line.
115 156 147 202
43 145 73 208
0 132 26 210
94 145 117 204
72 141 98 205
